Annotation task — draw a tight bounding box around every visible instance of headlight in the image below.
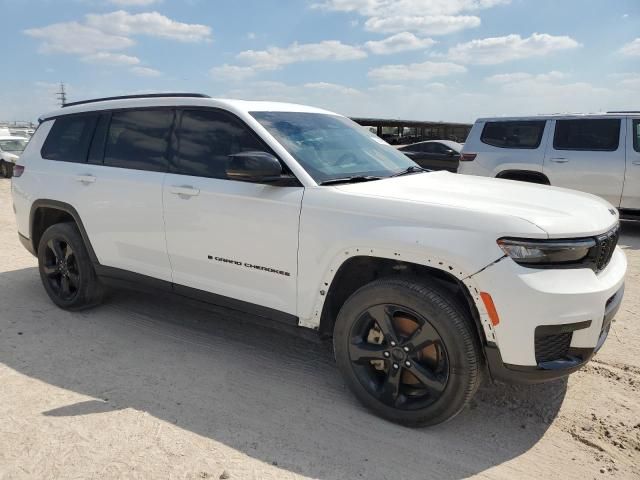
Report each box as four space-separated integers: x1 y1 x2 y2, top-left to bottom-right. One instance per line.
497 237 595 266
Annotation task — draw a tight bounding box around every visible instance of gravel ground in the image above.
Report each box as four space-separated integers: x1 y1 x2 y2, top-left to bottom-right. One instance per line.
0 178 638 480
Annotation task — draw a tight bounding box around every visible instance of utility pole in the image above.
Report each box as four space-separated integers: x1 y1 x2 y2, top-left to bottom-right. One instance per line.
56 82 67 107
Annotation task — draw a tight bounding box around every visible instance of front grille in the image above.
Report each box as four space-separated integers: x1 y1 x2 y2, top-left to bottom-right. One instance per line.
535 332 572 363
592 227 619 272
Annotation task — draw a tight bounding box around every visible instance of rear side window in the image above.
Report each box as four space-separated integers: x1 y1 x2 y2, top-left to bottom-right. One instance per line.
104 109 174 172
41 114 98 162
480 121 546 149
174 109 267 179
553 119 621 151
633 119 640 153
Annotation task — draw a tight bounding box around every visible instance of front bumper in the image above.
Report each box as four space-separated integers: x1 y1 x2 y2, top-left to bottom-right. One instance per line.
473 246 626 383
485 283 623 384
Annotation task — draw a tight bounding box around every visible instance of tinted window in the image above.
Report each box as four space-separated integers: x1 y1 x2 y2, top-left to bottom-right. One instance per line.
633 120 640 153
175 109 266 179
104 109 173 172
481 121 545 149
554 119 620 151
88 113 110 164
41 114 98 162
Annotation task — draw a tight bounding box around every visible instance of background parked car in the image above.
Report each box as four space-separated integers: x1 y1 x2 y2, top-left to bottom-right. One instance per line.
0 136 28 178
398 140 462 172
458 113 640 216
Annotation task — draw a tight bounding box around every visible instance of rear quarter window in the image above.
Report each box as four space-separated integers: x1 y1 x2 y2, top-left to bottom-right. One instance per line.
480 121 546 149
553 119 621 151
41 114 98 163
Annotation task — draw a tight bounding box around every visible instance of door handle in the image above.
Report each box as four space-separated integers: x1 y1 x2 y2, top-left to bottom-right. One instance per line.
550 157 569 163
170 185 200 197
75 174 96 184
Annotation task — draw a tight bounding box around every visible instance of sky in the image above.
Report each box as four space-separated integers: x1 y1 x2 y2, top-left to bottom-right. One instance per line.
1 0 639 123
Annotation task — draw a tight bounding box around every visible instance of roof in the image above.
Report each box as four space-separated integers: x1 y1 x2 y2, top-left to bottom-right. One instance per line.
40 94 339 121
476 112 638 122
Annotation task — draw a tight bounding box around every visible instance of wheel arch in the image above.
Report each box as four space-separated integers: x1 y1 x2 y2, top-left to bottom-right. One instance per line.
315 255 494 349
496 169 550 185
29 200 98 263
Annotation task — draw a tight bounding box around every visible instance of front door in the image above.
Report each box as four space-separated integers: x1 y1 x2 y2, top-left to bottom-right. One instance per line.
543 118 625 206
162 108 303 316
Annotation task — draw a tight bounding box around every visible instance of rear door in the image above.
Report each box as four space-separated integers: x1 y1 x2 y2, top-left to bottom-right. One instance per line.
543 118 625 206
162 108 303 316
72 108 174 281
621 117 640 210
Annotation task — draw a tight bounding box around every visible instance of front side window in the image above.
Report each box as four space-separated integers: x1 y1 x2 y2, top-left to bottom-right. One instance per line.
633 119 640 153
553 119 621 151
251 111 416 184
41 114 98 162
104 109 173 172
0 139 28 153
174 109 266 179
481 121 546 149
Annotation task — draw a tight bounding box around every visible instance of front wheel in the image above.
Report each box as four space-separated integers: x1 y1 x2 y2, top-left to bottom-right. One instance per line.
333 277 482 427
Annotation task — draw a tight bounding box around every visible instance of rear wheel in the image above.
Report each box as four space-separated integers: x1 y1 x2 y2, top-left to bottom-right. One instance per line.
0 161 8 178
334 277 481 427
37 222 104 310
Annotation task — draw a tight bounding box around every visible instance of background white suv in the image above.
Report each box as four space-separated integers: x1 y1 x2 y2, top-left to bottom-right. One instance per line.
459 113 640 216
12 94 626 426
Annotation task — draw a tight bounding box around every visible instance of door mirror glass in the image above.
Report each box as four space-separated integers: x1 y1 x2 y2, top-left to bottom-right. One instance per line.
226 151 284 183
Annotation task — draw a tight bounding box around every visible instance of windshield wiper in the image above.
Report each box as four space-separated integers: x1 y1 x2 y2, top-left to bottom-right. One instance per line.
389 165 428 177
319 175 383 186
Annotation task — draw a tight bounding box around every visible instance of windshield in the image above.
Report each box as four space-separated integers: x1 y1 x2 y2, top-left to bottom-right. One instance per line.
251 111 417 184
0 139 27 153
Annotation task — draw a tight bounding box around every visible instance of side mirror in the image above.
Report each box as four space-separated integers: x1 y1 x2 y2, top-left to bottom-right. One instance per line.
227 151 287 184
446 149 456 157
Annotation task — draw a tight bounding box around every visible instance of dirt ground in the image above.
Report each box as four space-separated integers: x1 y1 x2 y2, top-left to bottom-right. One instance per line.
0 178 638 480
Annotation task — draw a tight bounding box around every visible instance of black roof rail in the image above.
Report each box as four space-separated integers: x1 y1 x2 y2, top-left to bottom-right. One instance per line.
62 93 211 108
606 110 640 114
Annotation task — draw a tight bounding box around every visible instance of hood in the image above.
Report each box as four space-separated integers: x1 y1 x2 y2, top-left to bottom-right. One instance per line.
335 171 618 238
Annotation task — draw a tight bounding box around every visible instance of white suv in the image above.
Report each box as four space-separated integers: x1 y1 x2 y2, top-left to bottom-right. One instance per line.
12 94 626 426
458 113 640 216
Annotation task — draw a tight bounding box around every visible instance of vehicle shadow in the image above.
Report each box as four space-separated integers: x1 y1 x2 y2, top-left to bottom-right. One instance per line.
0 267 567 480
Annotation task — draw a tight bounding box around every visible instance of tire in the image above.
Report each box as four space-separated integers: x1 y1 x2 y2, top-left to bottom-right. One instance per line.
37 222 104 310
0 161 8 178
333 276 481 427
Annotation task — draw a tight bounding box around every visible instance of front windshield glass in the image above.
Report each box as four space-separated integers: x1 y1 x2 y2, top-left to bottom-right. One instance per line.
0 139 27 153
251 111 417 184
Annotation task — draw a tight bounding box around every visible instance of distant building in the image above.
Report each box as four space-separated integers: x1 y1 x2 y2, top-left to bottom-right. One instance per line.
350 117 472 145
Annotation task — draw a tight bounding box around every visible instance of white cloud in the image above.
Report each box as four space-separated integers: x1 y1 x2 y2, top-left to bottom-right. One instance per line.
24 22 134 54
303 82 364 96
365 32 436 54
109 0 161 5
620 38 640 57
236 40 367 70
365 15 480 35
314 0 509 35
85 10 211 42
485 71 566 84
81 52 141 66
368 60 466 81
130 66 162 77
444 33 580 65
210 64 257 81
314 0 510 16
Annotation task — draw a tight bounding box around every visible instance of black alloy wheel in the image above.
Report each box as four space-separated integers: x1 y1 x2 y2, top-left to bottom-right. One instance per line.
348 304 449 410
42 237 80 302
334 277 481 427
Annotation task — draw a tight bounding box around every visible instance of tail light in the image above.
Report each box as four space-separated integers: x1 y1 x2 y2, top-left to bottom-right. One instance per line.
12 165 25 177
460 153 477 162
